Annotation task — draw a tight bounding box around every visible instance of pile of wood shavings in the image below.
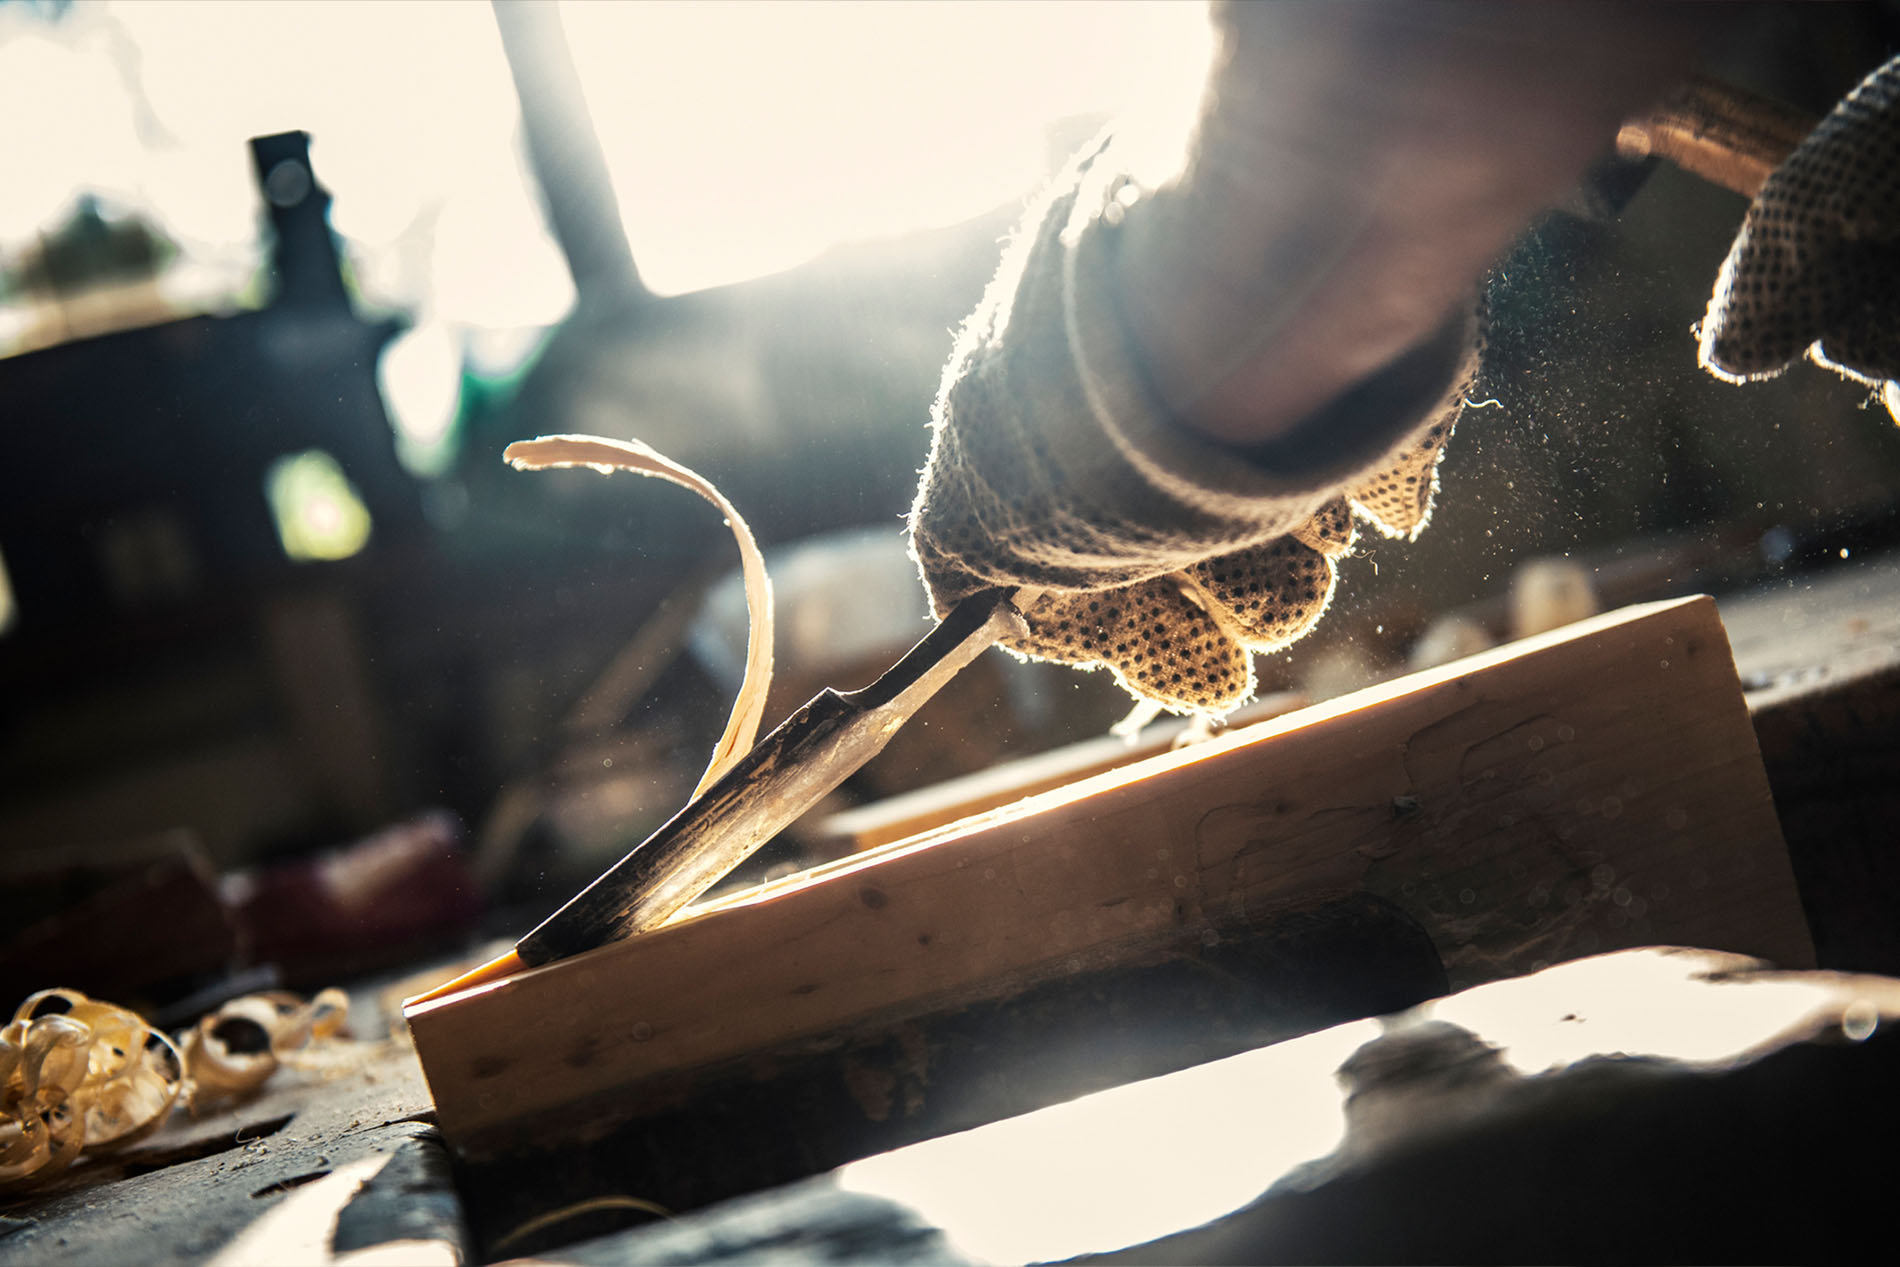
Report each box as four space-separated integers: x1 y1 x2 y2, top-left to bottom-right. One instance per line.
179 987 356 1110
1 986 357 1191
2 989 182 1189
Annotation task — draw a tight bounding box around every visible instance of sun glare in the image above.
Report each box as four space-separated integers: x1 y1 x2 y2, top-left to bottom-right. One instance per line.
378 323 464 476
1429 947 1862 1075
264 450 374 563
839 1019 1373 1262
4 1 1210 319
563 0 1212 296
1 1 571 340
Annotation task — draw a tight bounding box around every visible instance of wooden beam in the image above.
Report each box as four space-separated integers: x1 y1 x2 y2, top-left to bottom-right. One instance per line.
410 596 1807 1179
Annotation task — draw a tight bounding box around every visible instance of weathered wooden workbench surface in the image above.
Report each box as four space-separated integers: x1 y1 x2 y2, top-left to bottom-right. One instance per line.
0 993 458 1266
3 556 1896 1265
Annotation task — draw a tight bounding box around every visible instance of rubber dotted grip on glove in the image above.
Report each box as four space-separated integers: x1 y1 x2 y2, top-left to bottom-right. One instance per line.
1346 417 1456 541
1013 579 1255 709
1701 55 1900 390
1009 525 1353 710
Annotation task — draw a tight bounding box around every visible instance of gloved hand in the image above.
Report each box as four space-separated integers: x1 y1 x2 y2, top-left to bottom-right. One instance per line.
909 139 1477 716
1700 55 1900 421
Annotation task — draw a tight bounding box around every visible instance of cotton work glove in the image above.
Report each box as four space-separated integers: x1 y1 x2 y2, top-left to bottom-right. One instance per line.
909 138 1477 716
1701 56 1900 420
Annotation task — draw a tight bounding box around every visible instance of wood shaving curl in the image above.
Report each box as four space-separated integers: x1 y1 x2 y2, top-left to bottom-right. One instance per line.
180 987 354 1111
503 434 776 798
2 989 184 1190
2 986 360 1189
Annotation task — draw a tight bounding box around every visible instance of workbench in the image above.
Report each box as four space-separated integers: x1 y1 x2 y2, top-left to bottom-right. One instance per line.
4 555 1897 1265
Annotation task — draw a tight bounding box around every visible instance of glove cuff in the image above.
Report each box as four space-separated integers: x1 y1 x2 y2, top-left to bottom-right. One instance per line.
911 133 1474 609
1066 148 1479 533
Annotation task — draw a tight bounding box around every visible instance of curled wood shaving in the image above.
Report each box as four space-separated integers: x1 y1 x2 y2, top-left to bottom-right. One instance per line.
1 985 360 1188
491 1194 675 1255
2 989 184 1190
181 987 354 1111
504 434 776 798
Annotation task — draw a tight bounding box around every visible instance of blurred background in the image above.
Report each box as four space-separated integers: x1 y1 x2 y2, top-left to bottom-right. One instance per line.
3 1 1899 1011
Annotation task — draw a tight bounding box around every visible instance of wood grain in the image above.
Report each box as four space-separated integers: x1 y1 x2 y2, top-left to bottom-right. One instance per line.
410 596 1808 1162
819 690 1308 852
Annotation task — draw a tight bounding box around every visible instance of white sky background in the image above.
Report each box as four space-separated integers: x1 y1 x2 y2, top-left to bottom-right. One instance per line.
0 0 570 329
564 0 1213 295
1 0 1210 310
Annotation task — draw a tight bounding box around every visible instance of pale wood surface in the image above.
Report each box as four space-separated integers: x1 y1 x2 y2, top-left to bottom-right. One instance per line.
819 691 1307 852
410 596 1807 1160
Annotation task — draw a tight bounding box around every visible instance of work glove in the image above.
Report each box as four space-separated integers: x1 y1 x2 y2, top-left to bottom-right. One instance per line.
1700 55 1900 421
909 138 1477 716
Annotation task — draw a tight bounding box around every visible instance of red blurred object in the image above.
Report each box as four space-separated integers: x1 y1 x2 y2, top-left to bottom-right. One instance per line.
0 831 238 1011
227 811 482 988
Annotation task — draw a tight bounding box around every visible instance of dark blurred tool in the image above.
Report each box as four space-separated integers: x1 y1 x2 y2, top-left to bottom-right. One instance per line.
412 587 1030 1003
227 810 481 988
1618 75 1819 197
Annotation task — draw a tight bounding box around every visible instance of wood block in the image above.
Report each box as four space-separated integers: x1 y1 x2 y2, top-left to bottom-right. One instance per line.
409 596 1808 1182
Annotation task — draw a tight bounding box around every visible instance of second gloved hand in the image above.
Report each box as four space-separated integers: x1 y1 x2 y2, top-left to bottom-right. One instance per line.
1700 55 1900 419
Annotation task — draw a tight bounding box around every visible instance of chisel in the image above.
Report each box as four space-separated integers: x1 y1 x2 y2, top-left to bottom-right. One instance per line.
410 585 1031 1004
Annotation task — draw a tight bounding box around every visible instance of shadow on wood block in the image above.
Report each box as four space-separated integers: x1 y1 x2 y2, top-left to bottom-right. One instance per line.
453 891 1446 1255
409 596 1809 1238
